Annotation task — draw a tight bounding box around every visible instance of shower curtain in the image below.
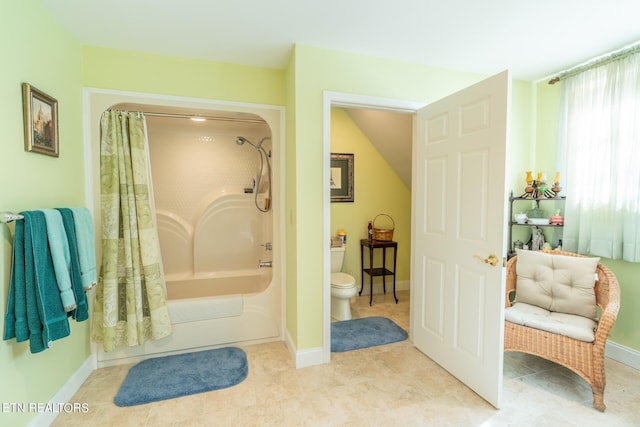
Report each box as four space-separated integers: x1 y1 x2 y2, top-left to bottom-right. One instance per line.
92 111 172 352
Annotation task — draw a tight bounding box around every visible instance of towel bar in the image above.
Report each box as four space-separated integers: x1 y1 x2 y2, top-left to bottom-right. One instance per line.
1 212 24 223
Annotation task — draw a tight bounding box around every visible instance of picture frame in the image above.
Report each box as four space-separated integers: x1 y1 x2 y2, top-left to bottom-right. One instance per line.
330 153 354 202
22 83 59 157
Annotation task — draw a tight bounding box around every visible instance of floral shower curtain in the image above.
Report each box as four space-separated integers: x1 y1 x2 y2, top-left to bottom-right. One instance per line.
92 110 172 352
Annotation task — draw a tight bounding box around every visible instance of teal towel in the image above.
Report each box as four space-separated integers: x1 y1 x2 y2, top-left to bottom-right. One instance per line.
23 212 46 353
69 207 97 290
41 209 76 312
26 211 71 351
3 218 29 342
56 208 89 322
3 228 17 340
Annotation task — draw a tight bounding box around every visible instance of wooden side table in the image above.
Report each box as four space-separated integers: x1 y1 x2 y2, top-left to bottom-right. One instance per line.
360 239 398 306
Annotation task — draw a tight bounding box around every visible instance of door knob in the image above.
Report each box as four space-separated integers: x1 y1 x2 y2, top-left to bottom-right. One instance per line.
474 254 499 267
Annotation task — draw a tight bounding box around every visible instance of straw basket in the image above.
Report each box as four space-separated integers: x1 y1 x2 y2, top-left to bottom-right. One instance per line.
373 214 395 241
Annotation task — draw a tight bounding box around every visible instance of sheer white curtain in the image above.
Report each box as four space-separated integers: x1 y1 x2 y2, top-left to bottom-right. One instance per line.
558 52 640 262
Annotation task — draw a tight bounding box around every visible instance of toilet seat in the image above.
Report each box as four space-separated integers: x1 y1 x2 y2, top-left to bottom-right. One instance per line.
330 272 356 321
331 272 355 287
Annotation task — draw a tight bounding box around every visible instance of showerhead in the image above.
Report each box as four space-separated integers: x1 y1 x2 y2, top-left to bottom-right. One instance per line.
236 136 271 149
236 136 250 146
235 135 273 213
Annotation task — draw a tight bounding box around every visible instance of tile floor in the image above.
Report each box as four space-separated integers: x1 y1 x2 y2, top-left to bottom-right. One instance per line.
52 290 640 426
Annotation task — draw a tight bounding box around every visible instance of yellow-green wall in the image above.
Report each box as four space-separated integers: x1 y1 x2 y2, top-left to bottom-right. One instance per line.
82 47 286 106
535 81 640 351
287 45 537 349
330 108 411 285
508 81 537 192
1 2 89 426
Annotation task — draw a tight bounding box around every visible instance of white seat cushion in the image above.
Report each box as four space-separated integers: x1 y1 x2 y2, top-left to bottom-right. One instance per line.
514 249 599 320
505 302 597 342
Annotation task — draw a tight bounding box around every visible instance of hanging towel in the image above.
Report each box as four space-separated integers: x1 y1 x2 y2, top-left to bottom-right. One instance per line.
26 211 71 351
23 212 46 353
3 217 29 342
69 207 97 291
56 208 89 322
41 209 76 312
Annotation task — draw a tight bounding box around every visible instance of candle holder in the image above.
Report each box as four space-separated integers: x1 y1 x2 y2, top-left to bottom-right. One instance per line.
551 172 562 197
522 171 534 198
521 171 562 198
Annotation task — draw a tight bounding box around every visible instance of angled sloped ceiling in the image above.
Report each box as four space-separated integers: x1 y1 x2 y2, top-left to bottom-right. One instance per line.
346 109 413 189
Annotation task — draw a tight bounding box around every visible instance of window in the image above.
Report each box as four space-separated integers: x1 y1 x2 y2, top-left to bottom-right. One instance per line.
558 52 640 262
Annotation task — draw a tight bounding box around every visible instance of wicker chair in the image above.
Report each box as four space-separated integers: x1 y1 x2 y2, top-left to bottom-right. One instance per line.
504 250 620 411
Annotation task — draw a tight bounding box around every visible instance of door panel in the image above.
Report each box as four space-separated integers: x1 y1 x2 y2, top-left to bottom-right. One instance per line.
423 257 445 336
458 149 489 240
411 70 510 409
425 157 446 233
455 266 485 358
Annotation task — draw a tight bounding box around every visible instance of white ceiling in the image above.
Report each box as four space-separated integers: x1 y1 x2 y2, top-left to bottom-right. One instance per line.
39 0 640 82
37 0 640 191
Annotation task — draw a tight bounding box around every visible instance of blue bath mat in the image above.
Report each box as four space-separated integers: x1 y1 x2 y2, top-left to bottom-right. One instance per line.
331 316 408 352
114 347 248 406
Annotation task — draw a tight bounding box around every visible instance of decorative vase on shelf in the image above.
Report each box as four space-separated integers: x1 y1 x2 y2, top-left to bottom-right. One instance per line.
524 171 534 196
552 171 562 195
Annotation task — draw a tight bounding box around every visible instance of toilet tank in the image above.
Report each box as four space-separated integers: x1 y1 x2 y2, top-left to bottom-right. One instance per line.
330 246 346 273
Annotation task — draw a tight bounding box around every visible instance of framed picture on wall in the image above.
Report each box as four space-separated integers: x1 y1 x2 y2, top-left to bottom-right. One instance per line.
22 83 59 157
330 153 354 202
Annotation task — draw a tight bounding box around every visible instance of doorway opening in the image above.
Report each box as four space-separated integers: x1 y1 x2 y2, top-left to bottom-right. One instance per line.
322 91 425 362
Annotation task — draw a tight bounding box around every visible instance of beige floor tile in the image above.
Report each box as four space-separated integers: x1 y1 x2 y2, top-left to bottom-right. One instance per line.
51 290 640 426
145 393 206 425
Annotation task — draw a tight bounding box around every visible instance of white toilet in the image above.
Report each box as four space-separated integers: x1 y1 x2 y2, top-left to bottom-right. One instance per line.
330 245 357 321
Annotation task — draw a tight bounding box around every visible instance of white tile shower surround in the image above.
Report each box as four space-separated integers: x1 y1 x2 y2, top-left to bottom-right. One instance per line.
52 291 640 426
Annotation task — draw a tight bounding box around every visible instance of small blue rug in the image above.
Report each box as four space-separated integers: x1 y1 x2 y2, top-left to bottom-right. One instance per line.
114 347 248 406
331 316 408 352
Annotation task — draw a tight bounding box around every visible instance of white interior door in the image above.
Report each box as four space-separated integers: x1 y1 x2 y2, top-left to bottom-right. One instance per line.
411 70 511 408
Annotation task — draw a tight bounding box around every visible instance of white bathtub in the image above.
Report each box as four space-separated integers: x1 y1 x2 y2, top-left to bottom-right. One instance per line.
96 193 279 367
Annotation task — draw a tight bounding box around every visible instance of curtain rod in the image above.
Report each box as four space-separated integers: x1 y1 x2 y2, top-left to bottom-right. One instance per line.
108 109 266 124
548 42 640 84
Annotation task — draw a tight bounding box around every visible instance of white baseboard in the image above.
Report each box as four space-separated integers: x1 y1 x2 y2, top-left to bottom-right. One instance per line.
284 329 327 369
28 356 95 427
606 341 640 370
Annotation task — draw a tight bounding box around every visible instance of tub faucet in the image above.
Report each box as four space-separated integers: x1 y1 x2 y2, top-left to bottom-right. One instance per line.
258 260 272 268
